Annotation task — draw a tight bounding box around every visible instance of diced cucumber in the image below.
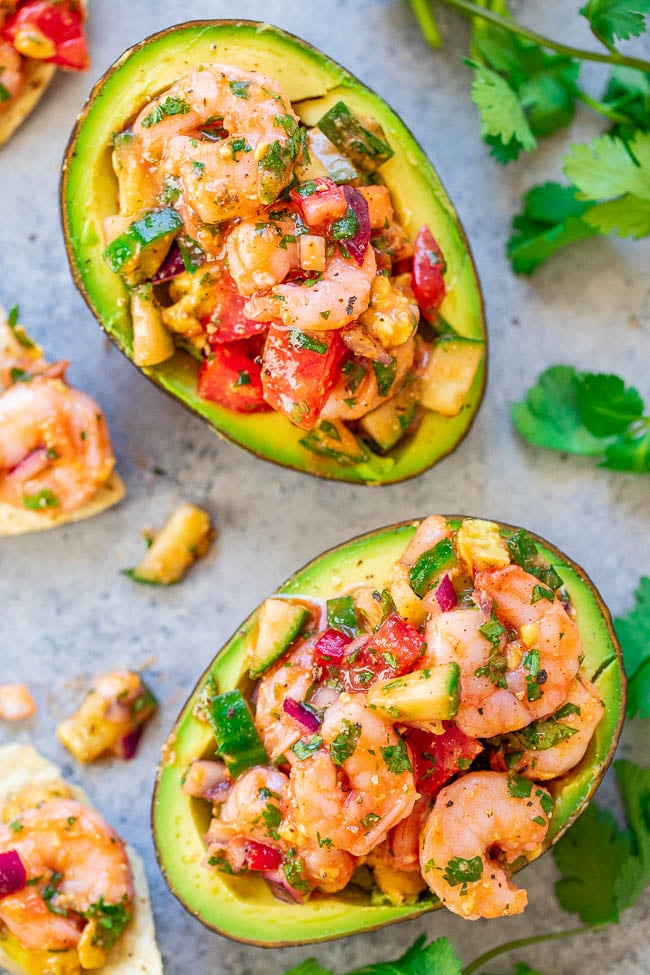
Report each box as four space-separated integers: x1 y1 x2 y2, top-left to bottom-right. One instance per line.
103 207 183 285
294 128 360 184
317 101 394 173
358 383 418 453
249 598 310 679
419 338 484 417
207 689 268 779
130 284 175 367
367 662 461 721
300 419 370 465
409 537 457 597
327 595 360 637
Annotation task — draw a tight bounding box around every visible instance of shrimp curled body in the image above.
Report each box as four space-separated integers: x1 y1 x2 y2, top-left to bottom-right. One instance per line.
0 377 115 512
419 771 551 920
0 799 133 951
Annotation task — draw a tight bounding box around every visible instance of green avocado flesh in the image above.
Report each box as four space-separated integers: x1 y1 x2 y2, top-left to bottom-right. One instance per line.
153 517 624 945
62 20 485 484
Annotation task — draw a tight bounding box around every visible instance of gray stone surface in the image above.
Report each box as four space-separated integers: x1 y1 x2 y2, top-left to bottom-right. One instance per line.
1 1 648 973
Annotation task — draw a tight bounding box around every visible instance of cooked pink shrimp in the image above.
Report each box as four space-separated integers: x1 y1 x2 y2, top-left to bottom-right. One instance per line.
420 771 551 920
401 516 451 568
0 683 36 721
138 64 300 221
245 246 377 332
425 608 532 737
226 212 299 296
0 316 47 391
0 39 23 102
385 795 431 872
206 766 288 849
476 565 581 720
0 799 133 950
320 334 414 422
254 642 317 762
503 672 605 780
0 376 115 512
286 693 416 857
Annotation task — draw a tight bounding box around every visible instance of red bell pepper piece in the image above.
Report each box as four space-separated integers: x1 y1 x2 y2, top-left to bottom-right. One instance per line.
198 341 269 413
204 267 269 345
341 613 425 692
403 723 484 798
314 628 352 668
290 178 347 228
245 841 282 872
261 324 345 429
412 225 447 320
3 1 89 71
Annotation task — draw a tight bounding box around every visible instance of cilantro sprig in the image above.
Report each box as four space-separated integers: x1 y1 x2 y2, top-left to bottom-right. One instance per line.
615 577 650 718
409 0 650 272
512 365 650 472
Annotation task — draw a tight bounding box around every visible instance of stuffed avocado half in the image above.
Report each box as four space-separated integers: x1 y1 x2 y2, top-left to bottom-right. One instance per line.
62 20 485 484
153 516 624 945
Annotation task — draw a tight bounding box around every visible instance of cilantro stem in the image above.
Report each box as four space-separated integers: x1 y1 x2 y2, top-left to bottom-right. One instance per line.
410 0 443 48
574 89 632 125
439 0 650 73
461 926 591 975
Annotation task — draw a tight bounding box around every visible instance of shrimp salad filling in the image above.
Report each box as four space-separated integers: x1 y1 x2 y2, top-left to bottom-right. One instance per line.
0 791 134 969
186 517 605 921
103 63 482 460
0 1 88 98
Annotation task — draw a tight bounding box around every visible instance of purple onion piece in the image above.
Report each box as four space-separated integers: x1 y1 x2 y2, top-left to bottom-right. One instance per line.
149 242 186 284
282 697 321 733
263 868 309 904
341 185 371 266
435 574 458 613
113 725 144 760
0 850 27 899
7 447 49 481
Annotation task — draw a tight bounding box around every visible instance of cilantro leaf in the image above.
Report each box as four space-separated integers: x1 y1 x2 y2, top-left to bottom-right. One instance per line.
577 373 644 436
603 67 650 145
283 962 334 975
614 577 650 718
350 935 462 975
580 0 650 47
467 60 537 162
585 195 650 237
553 759 650 924
554 803 633 923
511 365 609 456
507 182 598 274
564 131 650 202
512 365 650 471
613 759 650 909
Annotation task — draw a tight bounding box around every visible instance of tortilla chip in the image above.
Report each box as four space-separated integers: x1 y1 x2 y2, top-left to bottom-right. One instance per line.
0 744 163 975
0 470 126 536
0 59 56 147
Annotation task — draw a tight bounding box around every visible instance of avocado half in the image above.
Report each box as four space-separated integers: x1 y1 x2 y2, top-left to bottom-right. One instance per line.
61 20 486 485
152 516 625 946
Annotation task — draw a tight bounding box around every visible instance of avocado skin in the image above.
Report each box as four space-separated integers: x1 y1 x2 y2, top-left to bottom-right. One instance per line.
152 516 625 946
62 20 486 484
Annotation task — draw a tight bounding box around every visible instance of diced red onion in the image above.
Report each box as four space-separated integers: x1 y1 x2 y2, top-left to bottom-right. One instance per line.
7 447 49 481
113 725 144 760
149 243 186 284
435 574 458 613
262 868 309 904
283 697 320 733
0 850 26 899
342 185 371 266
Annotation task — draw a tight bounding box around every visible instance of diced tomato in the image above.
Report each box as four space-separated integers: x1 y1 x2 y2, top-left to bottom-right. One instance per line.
412 225 447 320
204 267 269 345
245 841 282 872
198 342 269 413
314 628 352 668
261 324 345 429
290 178 347 228
403 724 484 798
341 613 425 692
3 1 89 70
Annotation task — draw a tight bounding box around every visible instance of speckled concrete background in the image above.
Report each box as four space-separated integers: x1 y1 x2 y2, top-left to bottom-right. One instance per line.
1 1 648 972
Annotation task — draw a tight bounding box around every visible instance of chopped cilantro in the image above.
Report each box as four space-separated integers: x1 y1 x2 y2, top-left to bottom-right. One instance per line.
531 584 554 603
141 96 190 128
261 802 282 839
84 895 132 949
292 734 323 760
229 80 250 99
22 490 59 510
331 207 360 241
443 855 483 887
234 370 251 387
330 719 362 766
360 812 382 830
289 329 328 354
282 850 309 893
380 738 412 774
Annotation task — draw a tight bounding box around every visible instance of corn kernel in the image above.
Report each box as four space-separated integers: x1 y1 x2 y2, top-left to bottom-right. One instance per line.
13 27 56 60
456 519 511 572
77 922 107 970
521 623 539 648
